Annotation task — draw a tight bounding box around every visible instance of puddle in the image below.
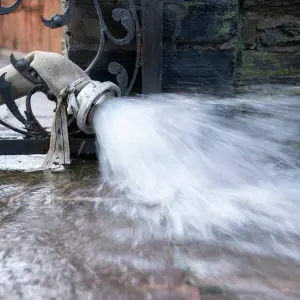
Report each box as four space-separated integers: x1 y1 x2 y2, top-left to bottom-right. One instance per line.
0 164 299 300
0 155 47 171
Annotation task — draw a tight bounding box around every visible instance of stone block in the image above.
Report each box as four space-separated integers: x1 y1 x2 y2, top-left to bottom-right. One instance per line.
163 47 235 94
243 13 300 52
170 0 238 44
236 50 300 85
242 0 300 15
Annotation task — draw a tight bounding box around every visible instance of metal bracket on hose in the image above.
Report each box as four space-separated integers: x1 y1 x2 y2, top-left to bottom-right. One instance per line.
0 52 58 138
10 53 44 85
35 79 121 169
69 80 121 134
0 73 50 137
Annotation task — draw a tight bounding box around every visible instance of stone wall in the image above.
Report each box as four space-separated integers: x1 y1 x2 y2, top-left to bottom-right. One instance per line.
236 0 300 86
63 0 300 94
163 0 239 95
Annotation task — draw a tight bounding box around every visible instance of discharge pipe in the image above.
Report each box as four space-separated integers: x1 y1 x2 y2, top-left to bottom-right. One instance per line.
67 78 120 134
0 51 121 169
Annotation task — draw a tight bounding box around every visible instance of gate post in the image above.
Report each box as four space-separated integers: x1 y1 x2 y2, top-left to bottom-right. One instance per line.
141 0 163 94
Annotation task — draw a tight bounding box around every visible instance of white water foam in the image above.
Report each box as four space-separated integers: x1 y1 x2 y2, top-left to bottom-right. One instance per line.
93 93 300 259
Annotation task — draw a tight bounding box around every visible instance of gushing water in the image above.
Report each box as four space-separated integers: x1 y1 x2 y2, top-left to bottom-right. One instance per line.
1 92 300 299
93 93 300 260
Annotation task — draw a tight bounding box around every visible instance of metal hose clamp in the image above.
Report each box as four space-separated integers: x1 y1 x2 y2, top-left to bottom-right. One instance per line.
69 80 121 134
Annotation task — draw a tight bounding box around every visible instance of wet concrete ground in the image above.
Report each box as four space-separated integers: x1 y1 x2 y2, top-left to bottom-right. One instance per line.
0 165 203 300
1 164 300 300
1 54 300 300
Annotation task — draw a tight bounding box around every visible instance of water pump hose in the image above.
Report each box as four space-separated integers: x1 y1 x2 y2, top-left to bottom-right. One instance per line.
0 51 121 170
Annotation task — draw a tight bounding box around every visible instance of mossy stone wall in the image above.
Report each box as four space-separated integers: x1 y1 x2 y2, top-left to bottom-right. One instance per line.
63 0 300 94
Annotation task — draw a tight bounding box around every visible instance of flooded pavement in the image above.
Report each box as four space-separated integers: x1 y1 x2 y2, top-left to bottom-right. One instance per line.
1 52 300 299
0 164 201 300
0 161 299 300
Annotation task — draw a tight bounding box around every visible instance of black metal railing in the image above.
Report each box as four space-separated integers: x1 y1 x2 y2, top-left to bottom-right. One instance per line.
0 0 142 138
0 0 185 155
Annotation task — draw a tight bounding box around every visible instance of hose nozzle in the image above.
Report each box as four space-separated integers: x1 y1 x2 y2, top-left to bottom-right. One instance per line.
67 80 121 134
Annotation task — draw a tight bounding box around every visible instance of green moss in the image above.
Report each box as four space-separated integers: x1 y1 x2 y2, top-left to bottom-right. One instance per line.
183 0 238 42
185 1 206 6
183 1 201 17
241 51 300 79
215 7 237 38
222 9 236 20
217 21 231 37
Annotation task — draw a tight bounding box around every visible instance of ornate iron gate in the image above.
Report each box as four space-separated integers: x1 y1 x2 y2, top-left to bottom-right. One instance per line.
0 0 185 156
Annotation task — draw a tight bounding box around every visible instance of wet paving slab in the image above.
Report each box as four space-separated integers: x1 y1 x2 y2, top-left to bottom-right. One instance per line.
0 163 202 300
0 158 300 297
0 163 300 300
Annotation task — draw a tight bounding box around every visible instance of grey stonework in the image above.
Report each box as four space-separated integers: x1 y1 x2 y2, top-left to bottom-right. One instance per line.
237 0 300 87
62 0 300 94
